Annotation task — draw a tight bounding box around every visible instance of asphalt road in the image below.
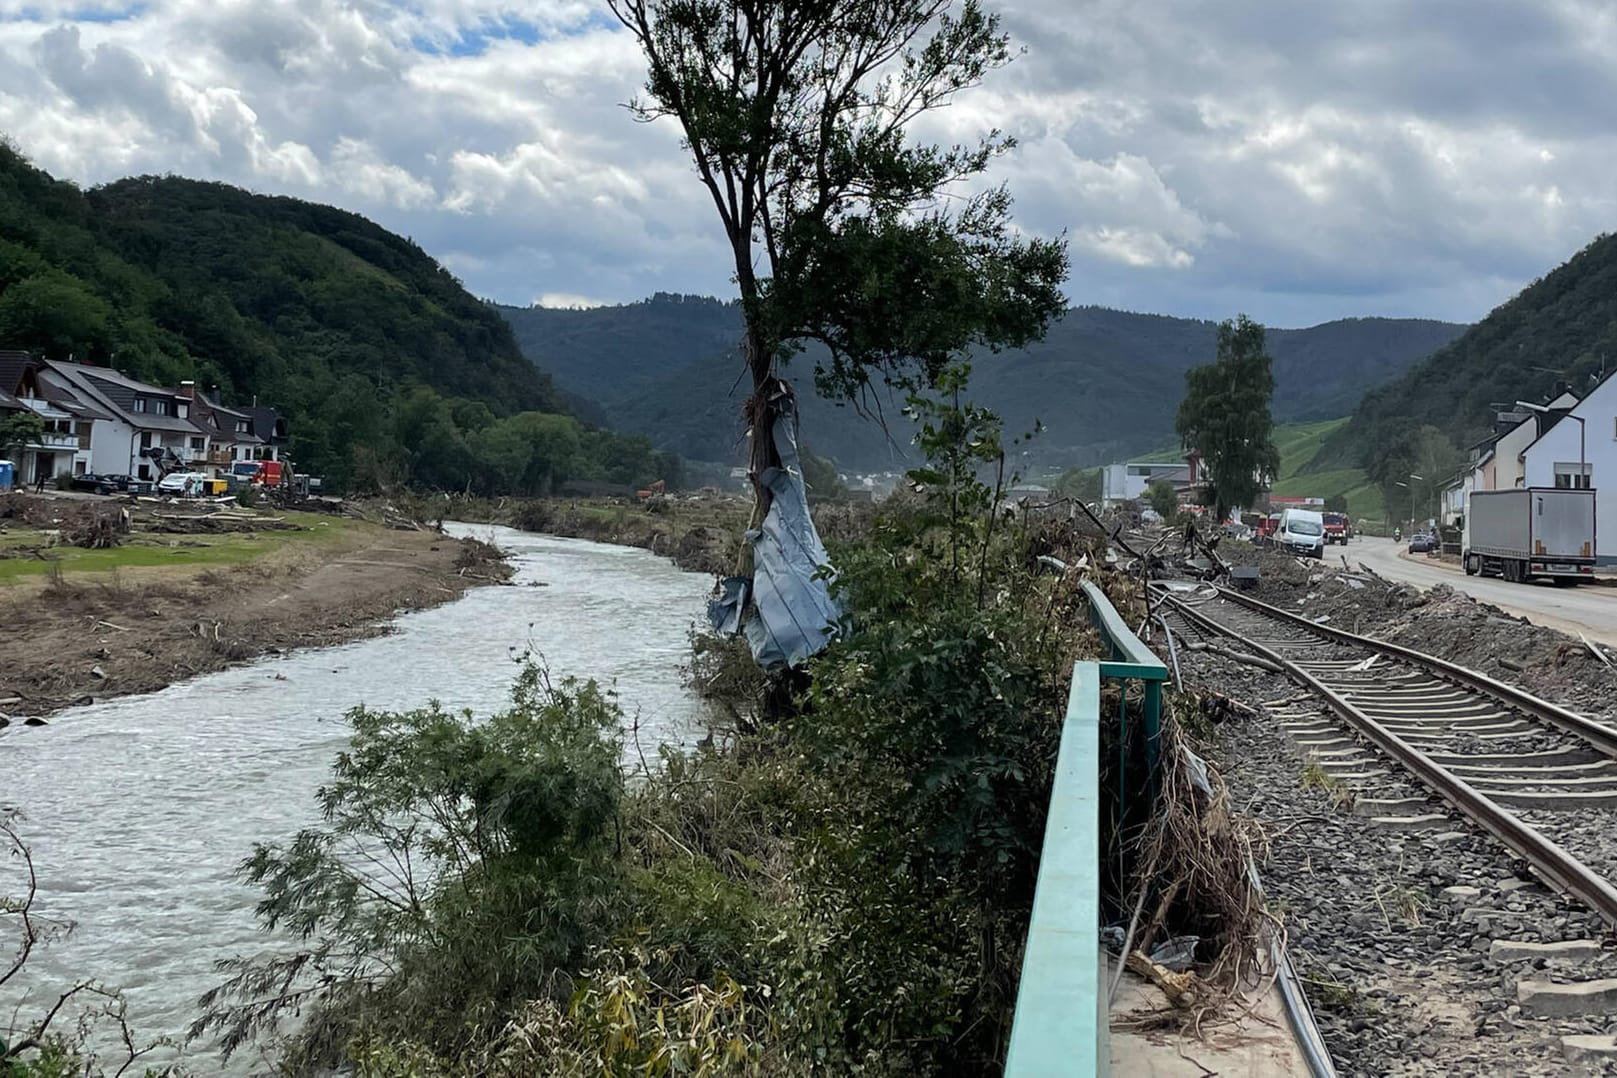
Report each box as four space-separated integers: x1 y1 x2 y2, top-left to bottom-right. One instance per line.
1346 537 1617 649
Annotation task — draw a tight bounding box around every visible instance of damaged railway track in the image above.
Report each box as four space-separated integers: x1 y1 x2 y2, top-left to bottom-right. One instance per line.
1154 583 1617 926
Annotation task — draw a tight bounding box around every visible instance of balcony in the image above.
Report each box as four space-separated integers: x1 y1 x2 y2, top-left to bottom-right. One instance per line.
26 432 80 451
205 448 234 466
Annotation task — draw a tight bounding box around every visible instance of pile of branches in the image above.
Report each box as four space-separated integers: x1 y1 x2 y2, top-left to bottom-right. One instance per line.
1113 709 1275 1036
60 504 128 549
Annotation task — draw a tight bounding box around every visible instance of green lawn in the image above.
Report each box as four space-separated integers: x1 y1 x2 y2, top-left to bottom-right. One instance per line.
0 512 360 583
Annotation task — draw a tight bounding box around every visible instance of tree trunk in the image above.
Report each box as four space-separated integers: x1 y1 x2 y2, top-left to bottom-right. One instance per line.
738 320 784 578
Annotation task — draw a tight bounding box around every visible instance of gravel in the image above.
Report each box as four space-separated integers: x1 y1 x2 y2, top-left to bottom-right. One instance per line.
1183 644 1617 1076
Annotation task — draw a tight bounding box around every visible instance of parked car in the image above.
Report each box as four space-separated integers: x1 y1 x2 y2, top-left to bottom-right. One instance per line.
69 473 119 495
1408 532 1438 553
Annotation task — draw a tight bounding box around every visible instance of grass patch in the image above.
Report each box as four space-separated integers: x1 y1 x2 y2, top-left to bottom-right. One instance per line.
0 513 367 583
1300 757 1356 809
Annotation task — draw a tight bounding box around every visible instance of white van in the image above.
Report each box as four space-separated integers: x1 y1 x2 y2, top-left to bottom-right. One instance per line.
157 471 208 497
1277 509 1325 559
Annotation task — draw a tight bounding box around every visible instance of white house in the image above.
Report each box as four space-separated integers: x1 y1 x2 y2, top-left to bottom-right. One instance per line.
1522 374 1617 563
1102 460 1190 506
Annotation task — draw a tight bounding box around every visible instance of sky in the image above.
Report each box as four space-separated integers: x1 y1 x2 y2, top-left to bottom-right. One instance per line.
2 0 1614 327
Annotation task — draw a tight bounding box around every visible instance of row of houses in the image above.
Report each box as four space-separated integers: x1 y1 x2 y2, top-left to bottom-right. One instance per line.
1444 372 1617 562
0 351 287 487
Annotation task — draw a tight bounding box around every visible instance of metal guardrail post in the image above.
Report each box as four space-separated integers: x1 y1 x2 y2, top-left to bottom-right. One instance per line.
1080 581 1168 786
1006 661 1106 1077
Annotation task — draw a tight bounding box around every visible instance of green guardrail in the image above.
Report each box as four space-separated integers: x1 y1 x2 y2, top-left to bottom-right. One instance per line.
1006 580 1169 1078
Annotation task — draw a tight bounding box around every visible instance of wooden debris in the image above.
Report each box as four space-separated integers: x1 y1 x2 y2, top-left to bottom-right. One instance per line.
1126 949 1200 1008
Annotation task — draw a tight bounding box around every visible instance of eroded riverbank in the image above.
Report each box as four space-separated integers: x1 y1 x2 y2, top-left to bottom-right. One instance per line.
2 526 712 1071
0 508 509 721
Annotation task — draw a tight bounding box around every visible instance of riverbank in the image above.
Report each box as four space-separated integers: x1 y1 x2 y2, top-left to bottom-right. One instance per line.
0 495 509 721
389 490 876 575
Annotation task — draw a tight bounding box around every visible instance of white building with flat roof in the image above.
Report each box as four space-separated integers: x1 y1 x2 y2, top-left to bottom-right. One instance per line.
1102 460 1188 506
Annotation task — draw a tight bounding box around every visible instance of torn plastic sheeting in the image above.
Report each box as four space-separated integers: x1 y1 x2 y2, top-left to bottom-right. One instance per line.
705 409 841 670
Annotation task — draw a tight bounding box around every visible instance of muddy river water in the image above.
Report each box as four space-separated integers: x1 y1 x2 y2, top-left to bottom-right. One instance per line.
1 525 712 1071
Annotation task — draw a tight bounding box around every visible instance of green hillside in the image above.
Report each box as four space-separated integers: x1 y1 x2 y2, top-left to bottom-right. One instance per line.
1267 418 1384 522
0 145 670 493
1318 231 1617 472
499 299 1465 472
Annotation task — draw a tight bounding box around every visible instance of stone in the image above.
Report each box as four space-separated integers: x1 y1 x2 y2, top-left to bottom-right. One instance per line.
1428 832 1469 844
1490 939 1603 963
1352 797 1429 817
1442 886 1483 903
1562 1035 1617 1064
1497 877 1536 893
1518 979 1617 1017
1366 813 1450 831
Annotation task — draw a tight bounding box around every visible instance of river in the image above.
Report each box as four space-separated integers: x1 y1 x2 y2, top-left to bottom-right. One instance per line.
1 525 712 1072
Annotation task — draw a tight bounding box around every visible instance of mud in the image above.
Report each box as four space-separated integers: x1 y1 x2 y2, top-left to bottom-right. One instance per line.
0 522 510 722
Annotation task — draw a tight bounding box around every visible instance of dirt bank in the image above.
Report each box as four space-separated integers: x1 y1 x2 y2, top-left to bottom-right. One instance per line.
1217 536 1617 720
0 513 509 723
384 491 877 576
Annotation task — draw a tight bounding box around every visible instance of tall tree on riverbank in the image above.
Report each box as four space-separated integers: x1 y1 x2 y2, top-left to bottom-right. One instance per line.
607 0 1069 540
1175 315 1280 521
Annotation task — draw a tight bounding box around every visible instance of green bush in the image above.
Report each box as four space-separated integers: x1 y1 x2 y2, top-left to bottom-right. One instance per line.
212 367 1089 1076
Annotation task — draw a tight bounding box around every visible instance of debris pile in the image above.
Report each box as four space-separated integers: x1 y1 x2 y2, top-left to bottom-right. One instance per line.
59 503 130 549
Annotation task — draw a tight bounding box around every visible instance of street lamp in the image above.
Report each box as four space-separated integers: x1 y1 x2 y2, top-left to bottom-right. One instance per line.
1516 400 1586 489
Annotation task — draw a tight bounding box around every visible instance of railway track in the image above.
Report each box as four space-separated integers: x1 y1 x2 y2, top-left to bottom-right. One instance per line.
1154 583 1617 924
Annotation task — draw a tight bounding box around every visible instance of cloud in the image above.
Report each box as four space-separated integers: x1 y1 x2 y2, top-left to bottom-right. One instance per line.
2 0 1617 325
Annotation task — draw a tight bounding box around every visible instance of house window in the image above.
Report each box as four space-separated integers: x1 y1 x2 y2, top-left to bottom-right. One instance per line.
138 463 151 480
190 436 204 451
140 432 153 449
177 403 189 419
133 398 146 413
1554 462 1593 489
153 400 171 416
235 420 250 433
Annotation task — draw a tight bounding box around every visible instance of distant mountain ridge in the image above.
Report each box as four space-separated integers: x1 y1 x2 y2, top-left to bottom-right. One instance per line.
498 297 1467 470
1317 232 1617 471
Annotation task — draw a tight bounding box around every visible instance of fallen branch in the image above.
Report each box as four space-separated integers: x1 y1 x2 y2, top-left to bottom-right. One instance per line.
1126 949 1200 1008
1184 641 1284 673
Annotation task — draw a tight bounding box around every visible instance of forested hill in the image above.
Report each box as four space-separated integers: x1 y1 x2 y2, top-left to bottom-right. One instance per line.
1315 232 1617 471
499 297 1466 470
0 145 671 492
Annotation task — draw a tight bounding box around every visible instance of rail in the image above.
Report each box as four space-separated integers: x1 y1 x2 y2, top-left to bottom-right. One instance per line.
1212 585 1617 759
1159 589 1617 925
1006 582 1168 1076
1006 661 1107 1076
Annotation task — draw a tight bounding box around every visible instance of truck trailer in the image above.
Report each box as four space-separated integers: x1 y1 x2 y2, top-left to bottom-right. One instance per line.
1463 487 1596 584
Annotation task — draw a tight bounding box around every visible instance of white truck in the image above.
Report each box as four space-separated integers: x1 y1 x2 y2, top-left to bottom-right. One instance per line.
1463 487 1596 585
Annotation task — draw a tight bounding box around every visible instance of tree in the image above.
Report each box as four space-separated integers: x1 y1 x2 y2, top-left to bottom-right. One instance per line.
1323 493 1349 514
0 410 44 459
1055 465 1101 504
1366 421 1458 525
1175 315 1280 521
1147 478 1179 520
608 0 1068 537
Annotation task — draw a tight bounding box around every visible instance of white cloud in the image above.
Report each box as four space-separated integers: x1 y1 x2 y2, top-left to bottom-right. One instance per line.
1 0 1616 324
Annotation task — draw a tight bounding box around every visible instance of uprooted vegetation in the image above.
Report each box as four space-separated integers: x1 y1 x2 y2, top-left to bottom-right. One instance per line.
188 383 1120 1076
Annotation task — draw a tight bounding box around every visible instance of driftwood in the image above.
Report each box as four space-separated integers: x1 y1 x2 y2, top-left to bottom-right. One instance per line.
1125 949 1200 1008
1184 640 1284 673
